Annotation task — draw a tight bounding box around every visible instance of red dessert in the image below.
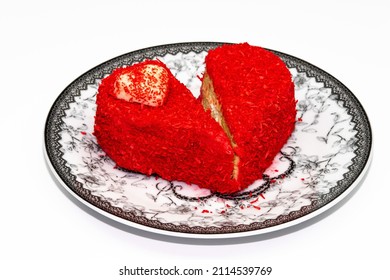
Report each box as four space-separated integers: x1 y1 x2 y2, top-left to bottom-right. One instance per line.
94 43 296 194
94 60 238 193
201 43 296 189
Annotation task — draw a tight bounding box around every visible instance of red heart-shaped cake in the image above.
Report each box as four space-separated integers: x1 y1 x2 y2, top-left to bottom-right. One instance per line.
94 43 296 194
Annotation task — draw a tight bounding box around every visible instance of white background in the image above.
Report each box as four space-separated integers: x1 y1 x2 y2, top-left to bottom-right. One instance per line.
1 0 389 279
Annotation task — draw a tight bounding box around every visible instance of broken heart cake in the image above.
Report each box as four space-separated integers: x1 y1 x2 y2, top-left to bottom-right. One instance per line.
94 43 296 194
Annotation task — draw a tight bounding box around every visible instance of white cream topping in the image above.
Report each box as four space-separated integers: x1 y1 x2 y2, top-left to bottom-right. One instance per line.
114 63 169 107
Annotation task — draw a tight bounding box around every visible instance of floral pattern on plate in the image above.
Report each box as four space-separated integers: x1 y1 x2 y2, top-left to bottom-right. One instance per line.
45 42 372 236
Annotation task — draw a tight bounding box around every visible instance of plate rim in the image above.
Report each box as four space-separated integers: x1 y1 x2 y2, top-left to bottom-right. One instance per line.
44 41 373 238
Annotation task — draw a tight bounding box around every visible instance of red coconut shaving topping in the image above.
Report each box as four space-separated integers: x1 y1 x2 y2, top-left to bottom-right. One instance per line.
94 43 296 194
203 43 296 188
94 59 237 194
113 61 169 107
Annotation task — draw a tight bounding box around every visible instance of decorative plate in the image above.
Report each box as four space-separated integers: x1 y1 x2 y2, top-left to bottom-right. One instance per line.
44 42 372 238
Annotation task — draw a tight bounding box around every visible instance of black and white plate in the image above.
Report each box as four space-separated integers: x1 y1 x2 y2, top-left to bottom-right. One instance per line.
44 42 372 238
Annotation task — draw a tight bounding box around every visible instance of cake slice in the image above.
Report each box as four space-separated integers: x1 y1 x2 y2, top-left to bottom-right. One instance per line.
94 60 239 193
201 43 296 188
